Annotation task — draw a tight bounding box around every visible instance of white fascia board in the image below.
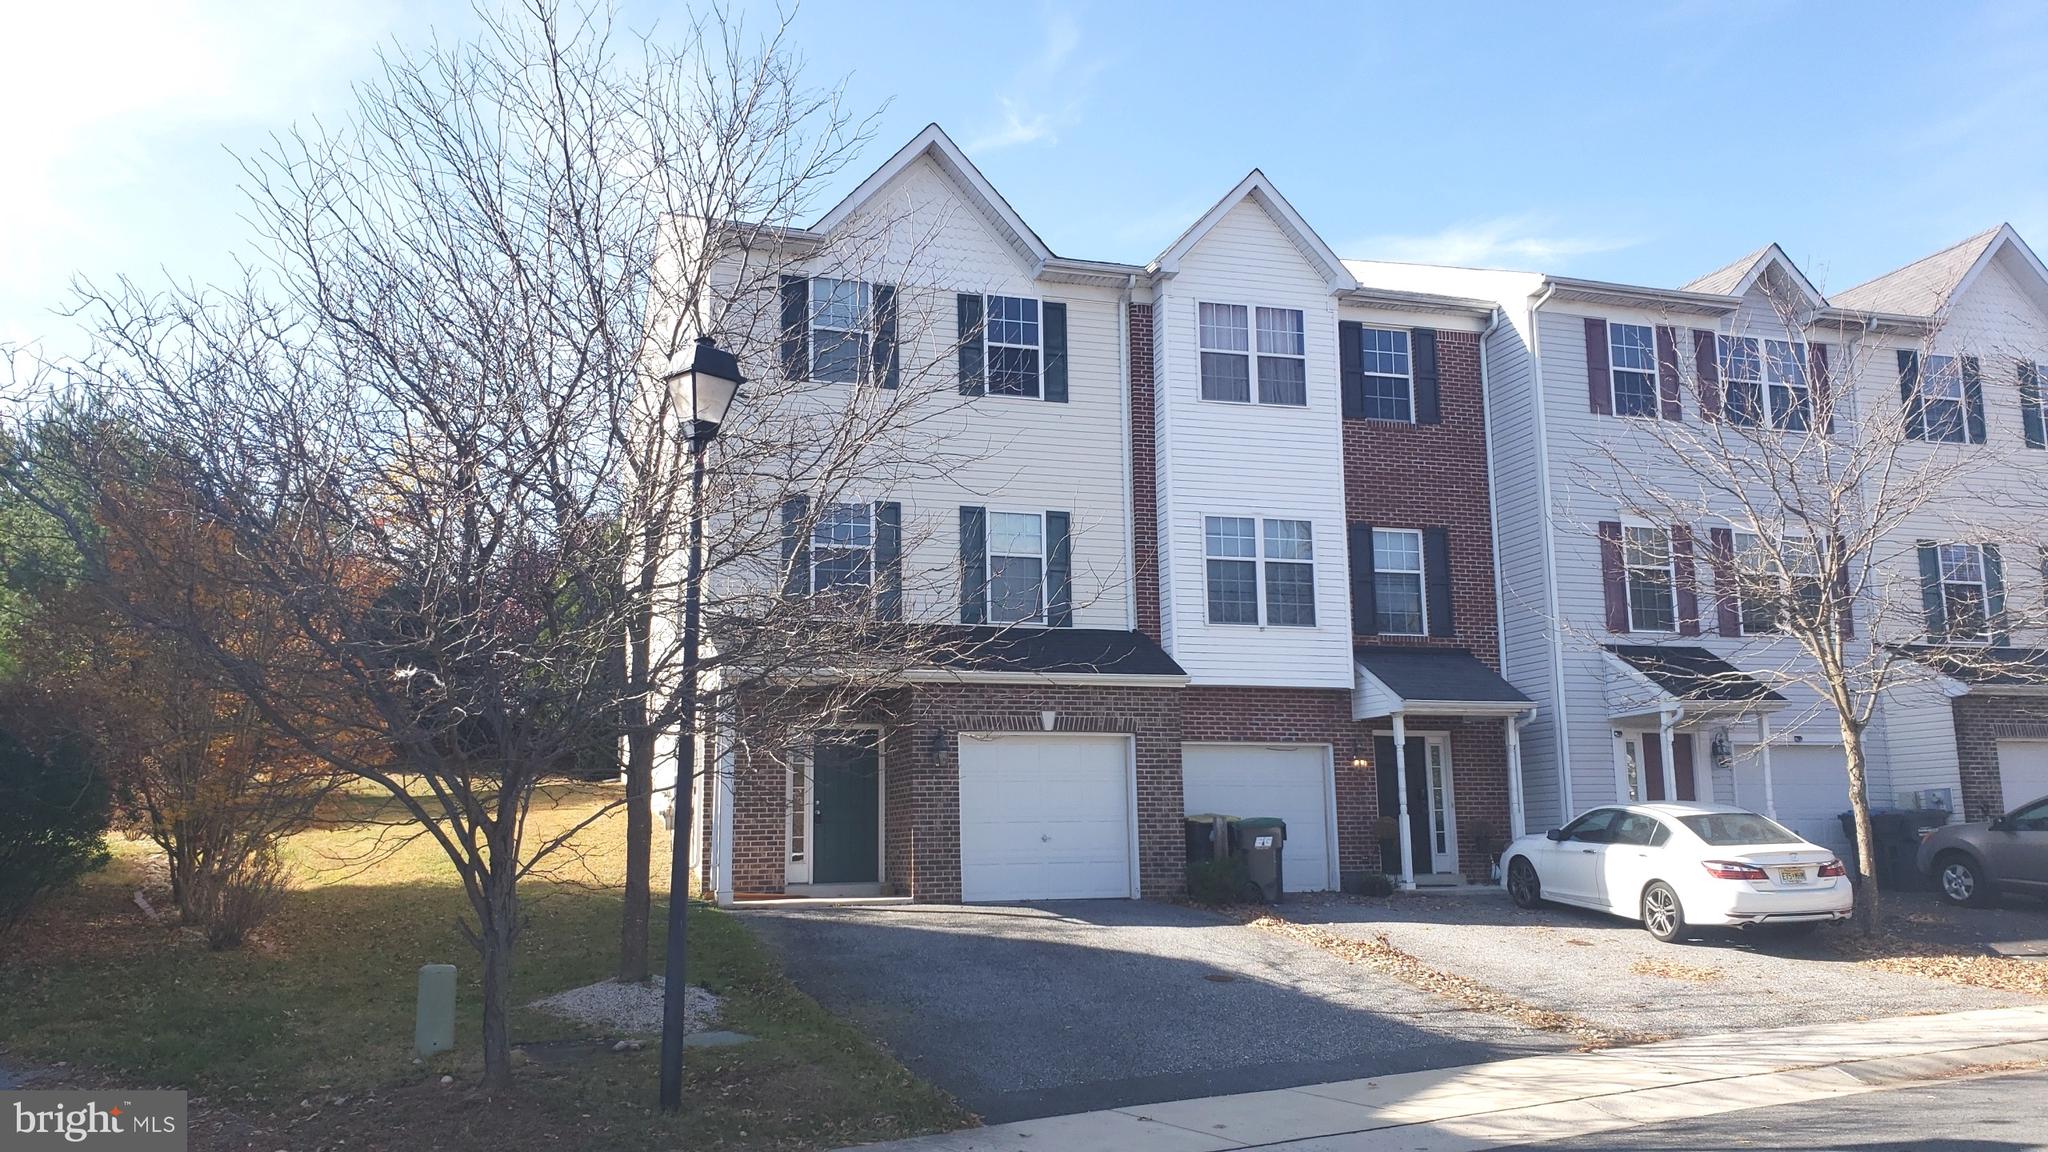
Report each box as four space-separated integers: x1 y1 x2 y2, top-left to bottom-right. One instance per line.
1151 170 1359 295
810 123 1054 272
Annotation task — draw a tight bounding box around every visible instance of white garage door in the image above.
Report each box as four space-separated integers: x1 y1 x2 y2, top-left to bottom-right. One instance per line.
1181 743 1335 892
1733 744 1852 855
957 734 1133 902
1996 742 2048 812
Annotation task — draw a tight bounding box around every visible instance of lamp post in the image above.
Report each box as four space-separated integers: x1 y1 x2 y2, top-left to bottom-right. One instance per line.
658 336 744 1115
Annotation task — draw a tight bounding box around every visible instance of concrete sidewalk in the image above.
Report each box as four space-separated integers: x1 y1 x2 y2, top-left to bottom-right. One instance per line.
839 1005 2048 1152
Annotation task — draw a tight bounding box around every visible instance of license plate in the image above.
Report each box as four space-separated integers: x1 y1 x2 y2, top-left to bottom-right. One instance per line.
1778 867 1808 885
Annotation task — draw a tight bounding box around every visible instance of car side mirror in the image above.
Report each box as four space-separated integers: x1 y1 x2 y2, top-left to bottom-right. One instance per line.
1546 828 1568 842
1990 815 2012 832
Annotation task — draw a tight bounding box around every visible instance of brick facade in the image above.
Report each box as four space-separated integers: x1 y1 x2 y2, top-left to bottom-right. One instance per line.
1949 693 2048 820
1128 302 1162 641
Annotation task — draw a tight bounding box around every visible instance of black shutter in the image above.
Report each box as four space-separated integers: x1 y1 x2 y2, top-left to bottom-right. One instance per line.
1899 350 1926 441
873 285 899 390
959 506 987 624
1339 320 1365 420
781 494 811 598
1042 302 1068 403
1045 510 1072 626
1985 543 2008 645
957 294 985 396
874 501 902 620
1349 523 1377 635
780 276 810 382
1412 328 1441 425
1963 355 1986 443
1918 541 1945 638
2022 362 2046 449
1423 526 1454 637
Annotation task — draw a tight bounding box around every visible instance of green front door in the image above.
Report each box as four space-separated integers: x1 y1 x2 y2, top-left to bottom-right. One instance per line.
811 732 880 884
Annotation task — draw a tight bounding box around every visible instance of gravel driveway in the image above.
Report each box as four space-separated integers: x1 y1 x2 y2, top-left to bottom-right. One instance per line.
1287 888 2042 1042
743 899 1567 1122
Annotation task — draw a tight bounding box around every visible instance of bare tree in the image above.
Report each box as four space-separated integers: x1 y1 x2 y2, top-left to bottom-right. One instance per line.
1565 267 2048 933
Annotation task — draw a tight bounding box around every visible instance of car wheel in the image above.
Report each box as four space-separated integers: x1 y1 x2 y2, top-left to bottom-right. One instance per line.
1641 881 1686 943
1507 857 1542 909
1936 852 1997 908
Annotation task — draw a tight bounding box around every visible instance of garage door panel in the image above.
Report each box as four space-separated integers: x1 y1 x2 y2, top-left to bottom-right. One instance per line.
1997 742 2048 812
1181 744 1333 892
958 735 1132 902
1735 744 1851 855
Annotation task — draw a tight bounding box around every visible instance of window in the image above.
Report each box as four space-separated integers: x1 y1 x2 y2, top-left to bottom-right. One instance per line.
1611 812 1666 847
1372 528 1426 635
1731 530 1777 634
1919 354 1969 443
2008 798 2048 831
985 295 1041 397
811 503 873 591
1263 519 1317 625
1678 812 1800 846
1561 808 1620 843
1609 323 1660 417
1938 543 1989 640
1198 303 1251 402
1204 516 1259 623
1624 525 1676 632
810 278 870 384
1201 303 1307 406
1255 307 1307 406
1720 337 1809 430
987 512 1045 624
1204 515 1317 626
1359 328 1413 422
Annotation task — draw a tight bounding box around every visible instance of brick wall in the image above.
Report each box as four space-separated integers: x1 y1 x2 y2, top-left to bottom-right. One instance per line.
1949 694 2048 820
1129 302 1162 641
1341 327 1501 667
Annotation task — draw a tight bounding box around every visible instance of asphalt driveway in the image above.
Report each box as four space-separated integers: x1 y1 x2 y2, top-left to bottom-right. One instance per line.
1287 888 2043 1042
742 899 1567 1122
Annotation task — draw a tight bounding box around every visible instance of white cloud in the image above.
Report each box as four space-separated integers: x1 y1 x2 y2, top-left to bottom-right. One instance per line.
963 7 1095 154
1352 214 1637 270
968 98 1056 152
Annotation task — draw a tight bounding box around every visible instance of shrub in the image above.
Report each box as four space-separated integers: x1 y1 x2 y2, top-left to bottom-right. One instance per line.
1348 872 1395 898
0 727 111 935
189 850 290 950
1185 856 1253 906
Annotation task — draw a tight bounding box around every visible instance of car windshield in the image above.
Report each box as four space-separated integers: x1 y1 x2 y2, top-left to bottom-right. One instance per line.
1678 811 1802 845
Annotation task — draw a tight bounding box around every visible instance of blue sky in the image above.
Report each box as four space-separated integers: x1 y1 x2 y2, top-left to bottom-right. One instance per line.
8 1 2048 353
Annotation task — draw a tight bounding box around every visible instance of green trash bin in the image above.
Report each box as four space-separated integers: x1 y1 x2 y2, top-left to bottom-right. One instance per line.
1231 816 1287 903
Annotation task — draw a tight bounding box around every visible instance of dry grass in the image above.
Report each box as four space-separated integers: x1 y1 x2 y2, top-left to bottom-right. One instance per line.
1831 932 2048 998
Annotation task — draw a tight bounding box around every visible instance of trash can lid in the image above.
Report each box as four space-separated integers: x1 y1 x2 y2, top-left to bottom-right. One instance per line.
1237 816 1287 831
1186 813 1231 822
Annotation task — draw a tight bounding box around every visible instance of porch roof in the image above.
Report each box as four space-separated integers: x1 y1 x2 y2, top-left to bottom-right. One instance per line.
908 626 1188 682
1896 644 2048 692
1352 646 1532 720
1603 644 1785 719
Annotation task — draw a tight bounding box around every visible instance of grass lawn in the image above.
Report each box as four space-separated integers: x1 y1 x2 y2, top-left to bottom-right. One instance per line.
0 782 970 1151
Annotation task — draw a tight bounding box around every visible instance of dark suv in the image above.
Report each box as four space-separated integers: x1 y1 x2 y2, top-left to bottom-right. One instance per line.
1917 795 2048 906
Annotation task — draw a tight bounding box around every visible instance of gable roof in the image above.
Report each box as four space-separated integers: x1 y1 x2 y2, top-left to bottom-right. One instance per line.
1681 242 1824 306
1151 170 1358 293
1829 226 2012 316
810 123 1055 272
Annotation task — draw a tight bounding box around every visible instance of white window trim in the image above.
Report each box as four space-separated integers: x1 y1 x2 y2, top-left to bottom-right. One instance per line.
1937 542 1992 644
1357 326 1416 424
1196 299 1309 408
1371 526 1428 636
1727 528 1821 637
986 509 1048 626
1918 352 1970 444
1608 321 1662 420
1719 335 1812 432
1621 518 1679 635
1201 513 1318 629
809 277 871 385
810 501 875 593
982 292 1044 401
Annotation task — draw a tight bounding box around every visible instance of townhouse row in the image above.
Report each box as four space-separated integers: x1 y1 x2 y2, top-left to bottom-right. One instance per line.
679 124 2048 904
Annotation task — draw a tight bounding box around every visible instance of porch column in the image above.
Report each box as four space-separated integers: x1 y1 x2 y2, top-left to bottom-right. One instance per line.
1758 714 1777 819
713 728 736 906
1658 708 1679 802
1505 713 1527 840
1393 711 1416 891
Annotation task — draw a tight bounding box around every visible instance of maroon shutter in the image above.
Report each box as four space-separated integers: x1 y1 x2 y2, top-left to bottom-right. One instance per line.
1693 329 1721 421
1672 524 1701 636
1809 342 1833 433
1642 739 1666 801
1709 526 1740 636
1599 521 1629 632
1656 326 1683 421
1831 534 1855 638
1673 735 1698 802
1585 318 1613 415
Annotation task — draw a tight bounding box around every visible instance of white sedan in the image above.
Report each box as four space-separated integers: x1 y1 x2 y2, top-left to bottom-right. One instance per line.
1499 803 1852 942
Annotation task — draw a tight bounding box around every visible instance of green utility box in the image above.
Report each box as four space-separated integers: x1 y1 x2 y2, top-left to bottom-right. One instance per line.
416 963 456 1057
1231 816 1287 903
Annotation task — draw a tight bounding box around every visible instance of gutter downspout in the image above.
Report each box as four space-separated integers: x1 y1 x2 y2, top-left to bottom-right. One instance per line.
1118 273 1138 632
1527 282 1575 818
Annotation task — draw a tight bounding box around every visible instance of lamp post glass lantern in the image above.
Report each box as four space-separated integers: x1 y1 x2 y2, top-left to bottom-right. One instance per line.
658 335 743 1115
